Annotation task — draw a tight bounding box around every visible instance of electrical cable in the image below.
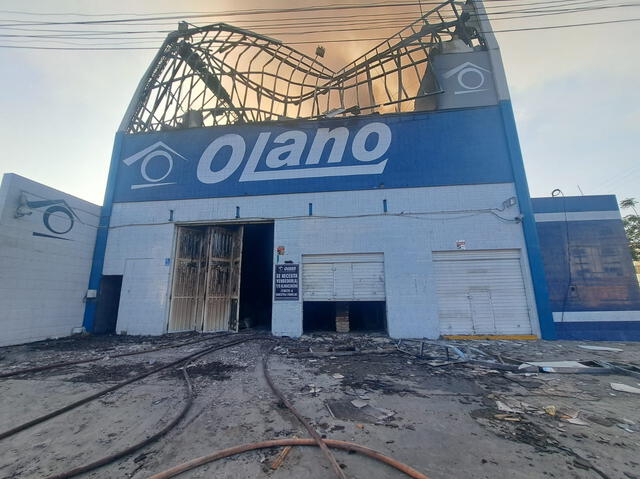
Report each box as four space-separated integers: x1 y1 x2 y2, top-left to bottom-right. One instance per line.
550 189 575 335
145 438 432 479
0 334 270 441
0 0 634 37
44 366 195 479
0 0 636 43
0 332 231 379
262 344 347 479
0 0 630 25
2 14 639 50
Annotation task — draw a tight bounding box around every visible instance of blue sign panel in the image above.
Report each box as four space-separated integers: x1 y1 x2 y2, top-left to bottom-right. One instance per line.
113 106 514 202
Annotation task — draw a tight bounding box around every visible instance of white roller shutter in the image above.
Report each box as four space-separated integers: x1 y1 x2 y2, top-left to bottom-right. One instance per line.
302 253 385 301
432 249 533 335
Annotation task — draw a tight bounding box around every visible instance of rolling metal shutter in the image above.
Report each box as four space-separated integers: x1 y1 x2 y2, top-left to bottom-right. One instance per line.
302 253 385 301
432 250 533 335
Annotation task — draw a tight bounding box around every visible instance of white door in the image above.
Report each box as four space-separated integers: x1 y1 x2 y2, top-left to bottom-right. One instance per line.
432 249 533 335
302 253 385 301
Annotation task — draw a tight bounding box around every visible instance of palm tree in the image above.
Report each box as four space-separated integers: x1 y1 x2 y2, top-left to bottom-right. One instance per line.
620 198 638 216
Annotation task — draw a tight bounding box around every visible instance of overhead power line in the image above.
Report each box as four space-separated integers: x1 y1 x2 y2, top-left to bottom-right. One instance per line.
0 0 634 27
0 0 637 50
1 16 640 51
1 1 639 41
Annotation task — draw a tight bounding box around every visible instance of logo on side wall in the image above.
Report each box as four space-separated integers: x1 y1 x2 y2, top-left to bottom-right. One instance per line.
442 62 492 95
16 195 79 240
122 141 188 190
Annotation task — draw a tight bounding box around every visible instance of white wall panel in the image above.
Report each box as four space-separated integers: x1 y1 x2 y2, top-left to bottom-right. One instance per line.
0 174 100 346
104 182 540 338
302 253 384 301
433 250 534 335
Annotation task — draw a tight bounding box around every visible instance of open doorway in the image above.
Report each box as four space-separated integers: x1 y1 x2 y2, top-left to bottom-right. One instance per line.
239 223 274 330
303 301 387 333
93 275 123 334
168 222 273 333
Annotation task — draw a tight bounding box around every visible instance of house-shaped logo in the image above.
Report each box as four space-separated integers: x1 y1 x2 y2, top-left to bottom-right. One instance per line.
123 141 188 190
443 61 492 95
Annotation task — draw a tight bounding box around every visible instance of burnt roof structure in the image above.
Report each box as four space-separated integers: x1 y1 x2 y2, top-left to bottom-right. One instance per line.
120 0 486 133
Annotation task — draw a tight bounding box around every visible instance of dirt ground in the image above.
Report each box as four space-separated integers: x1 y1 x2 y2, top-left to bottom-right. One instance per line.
1 332 639 479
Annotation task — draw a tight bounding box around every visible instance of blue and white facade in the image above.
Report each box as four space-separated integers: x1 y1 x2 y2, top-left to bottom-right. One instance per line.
80 3 558 340
534 196 640 340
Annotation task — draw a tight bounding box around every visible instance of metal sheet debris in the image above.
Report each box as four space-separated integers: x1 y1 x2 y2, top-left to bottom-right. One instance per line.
578 345 623 352
522 361 612 374
610 383 640 394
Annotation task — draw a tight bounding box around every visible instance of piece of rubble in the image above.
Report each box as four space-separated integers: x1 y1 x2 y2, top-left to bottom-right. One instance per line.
617 423 636 433
610 383 640 394
363 405 395 421
561 417 589 426
308 384 322 394
351 399 368 409
496 400 521 413
578 345 623 352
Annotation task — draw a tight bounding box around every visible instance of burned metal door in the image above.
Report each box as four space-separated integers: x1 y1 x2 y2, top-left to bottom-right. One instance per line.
169 227 207 332
201 226 243 332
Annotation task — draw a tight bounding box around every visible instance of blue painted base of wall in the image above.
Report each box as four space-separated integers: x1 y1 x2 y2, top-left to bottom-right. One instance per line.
555 321 640 341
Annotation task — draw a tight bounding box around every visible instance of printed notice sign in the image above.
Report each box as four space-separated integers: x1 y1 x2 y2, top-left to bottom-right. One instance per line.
274 264 299 301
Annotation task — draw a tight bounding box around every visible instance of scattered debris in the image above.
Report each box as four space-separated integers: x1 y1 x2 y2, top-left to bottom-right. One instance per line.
496 400 521 413
610 383 640 394
585 415 617 427
523 361 613 374
326 400 396 423
578 345 623 352
616 423 636 433
308 384 322 395
561 417 589 426
270 439 296 470
1 332 636 479
350 399 368 409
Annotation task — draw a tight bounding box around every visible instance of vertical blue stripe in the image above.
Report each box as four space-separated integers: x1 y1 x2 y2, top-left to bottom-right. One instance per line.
499 100 556 339
82 132 125 332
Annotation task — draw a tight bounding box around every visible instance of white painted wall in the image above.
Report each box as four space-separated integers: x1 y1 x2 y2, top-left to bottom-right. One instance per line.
0 174 100 346
104 182 540 339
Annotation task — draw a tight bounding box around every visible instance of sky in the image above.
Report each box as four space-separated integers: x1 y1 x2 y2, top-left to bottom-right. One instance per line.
0 0 638 208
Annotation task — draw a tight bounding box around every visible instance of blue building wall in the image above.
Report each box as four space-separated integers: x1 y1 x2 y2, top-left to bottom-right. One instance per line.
533 195 640 340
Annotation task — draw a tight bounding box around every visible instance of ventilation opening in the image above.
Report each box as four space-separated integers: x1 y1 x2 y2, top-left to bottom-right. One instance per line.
303 301 387 333
239 223 274 330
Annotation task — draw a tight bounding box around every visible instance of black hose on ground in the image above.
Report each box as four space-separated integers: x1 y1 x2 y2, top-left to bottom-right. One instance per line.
44 366 195 479
0 332 233 379
0 335 267 441
262 344 347 479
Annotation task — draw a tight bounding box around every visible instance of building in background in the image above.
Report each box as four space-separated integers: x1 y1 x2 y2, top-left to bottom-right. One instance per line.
0 174 100 346
533 195 640 340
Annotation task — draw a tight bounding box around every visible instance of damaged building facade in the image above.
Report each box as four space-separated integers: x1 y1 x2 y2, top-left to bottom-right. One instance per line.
3 1 638 346
81 0 557 340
